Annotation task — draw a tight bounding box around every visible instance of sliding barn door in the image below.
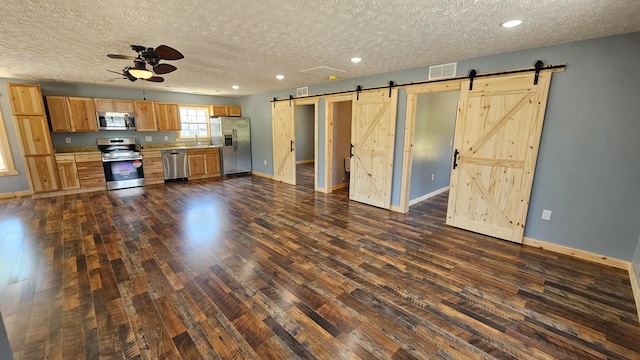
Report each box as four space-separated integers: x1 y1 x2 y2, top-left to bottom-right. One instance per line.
349 89 398 209
272 100 296 185
446 72 552 243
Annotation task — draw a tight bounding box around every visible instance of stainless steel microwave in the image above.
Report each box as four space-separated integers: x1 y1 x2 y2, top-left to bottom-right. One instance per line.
97 112 136 131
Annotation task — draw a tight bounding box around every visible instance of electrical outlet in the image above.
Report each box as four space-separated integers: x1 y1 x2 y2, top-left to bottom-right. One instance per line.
431 173 435 180
541 209 552 220
263 160 267 165
164 136 169 141
65 137 71 144
145 136 152 142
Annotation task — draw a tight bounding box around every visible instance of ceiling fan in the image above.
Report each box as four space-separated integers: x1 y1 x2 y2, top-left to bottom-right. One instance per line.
107 44 184 82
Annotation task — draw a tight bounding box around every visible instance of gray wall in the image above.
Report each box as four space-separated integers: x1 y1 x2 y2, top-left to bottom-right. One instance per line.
410 92 457 201
294 105 314 162
332 101 352 186
0 78 236 193
238 32 640 262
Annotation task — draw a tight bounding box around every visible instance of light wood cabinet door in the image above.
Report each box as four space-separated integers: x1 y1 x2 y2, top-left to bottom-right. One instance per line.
57 161 80 190
94 98 135 112
210 105 228 117
25 155 60 193
227 105 242 117
6 83 45 115
204 150 220 176
76 160 105 188
187 153 205 178
46 96 73 132
68 97 98 132
134 100 157 131
155 102 180 130
16 116 53 155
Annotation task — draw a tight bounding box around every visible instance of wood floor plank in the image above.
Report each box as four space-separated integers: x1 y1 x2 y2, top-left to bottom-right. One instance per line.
1 163 639 359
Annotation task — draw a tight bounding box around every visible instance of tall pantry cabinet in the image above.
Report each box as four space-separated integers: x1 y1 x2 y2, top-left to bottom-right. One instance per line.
6 83 60 193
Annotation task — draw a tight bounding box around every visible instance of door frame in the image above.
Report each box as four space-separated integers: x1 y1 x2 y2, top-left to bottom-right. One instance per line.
293 98 320 190
398 80 463 213
323 94 353 193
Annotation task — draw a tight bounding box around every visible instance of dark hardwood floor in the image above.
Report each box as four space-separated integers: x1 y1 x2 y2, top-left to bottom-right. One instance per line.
0 169 639 359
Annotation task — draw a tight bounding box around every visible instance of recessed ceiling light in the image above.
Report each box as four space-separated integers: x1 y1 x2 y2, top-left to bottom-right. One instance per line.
351 57 362 63
501 19 522 28
276 74 285 80
232 85 239 89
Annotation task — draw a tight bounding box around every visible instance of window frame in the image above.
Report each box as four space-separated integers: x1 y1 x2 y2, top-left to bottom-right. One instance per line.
176 105 211 141
0 108 18 176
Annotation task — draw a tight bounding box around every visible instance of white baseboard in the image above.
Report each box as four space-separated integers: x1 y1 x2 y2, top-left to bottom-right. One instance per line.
522 237 629 270
0 190 31 199
409 186 449 206
296 160 314 164
251 171 273 180
629 263 640 325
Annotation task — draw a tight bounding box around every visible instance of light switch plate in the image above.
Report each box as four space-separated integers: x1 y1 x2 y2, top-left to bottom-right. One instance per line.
164 136 169 141
541 209 552 220
65 137 71 144
145 136 152 142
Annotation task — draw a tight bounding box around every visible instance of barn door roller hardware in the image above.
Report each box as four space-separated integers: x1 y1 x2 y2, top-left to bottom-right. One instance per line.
356 85 362 100
468 69 477 90
534 60 544 85
388 81 395 97
289 95 294 106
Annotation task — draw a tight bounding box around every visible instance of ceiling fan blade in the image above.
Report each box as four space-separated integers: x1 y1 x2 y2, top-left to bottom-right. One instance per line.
153 63 177 75
144 76 165 83
107 54 136 60
154 45 184 60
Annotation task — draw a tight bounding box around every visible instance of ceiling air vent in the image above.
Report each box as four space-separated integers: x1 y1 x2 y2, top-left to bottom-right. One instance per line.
428 62 457 80
300 66 346 77
296 87 309 97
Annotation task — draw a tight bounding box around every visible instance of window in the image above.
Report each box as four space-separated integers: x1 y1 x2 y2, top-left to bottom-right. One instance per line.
0 108 18 176
178 106 210 140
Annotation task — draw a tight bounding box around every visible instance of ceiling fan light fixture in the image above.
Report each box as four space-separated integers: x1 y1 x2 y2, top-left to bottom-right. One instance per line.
129 68 153 79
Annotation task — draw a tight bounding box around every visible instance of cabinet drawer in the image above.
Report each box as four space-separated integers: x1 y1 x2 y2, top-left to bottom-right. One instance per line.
75 153 102 162
55 154 76 163
142 150 162 158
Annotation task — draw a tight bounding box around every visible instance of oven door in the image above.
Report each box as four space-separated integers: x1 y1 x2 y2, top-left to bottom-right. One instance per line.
102 159 145 190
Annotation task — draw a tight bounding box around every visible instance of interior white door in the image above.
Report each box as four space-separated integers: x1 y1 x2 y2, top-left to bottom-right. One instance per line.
349 88 398 209
446 72 553 243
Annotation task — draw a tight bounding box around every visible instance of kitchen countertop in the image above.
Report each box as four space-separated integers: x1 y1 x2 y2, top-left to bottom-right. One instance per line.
54 143 221 155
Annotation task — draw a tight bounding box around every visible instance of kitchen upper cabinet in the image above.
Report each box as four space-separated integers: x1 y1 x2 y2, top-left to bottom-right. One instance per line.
155 102 180 130
55 155 80 190
210 105 242 117
134 100 157 131
67 97 98 132
15 116 54 155
25 155 60 193
46 96 73 132
6 83 45 115
94 98 135 113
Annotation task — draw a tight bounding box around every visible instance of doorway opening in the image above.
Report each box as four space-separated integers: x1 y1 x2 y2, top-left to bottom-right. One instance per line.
408 91 458 207
324 96 353 195
295 104 315 189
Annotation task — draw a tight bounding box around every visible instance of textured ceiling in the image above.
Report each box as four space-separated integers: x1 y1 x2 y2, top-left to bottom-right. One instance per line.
1 0 639 96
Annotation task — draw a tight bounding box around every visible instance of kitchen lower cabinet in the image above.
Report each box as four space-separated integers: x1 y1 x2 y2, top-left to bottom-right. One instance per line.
55 155 80 190
25 155 60 193
75 154 105 188
187 148 220 179
141 150 164 184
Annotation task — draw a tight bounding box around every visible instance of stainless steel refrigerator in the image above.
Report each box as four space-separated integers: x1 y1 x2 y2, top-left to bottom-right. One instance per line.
210 117 252 175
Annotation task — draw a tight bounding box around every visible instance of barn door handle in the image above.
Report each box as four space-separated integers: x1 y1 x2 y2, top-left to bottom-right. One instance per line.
350 144 354 158
452 149 459 169
290 140 294 152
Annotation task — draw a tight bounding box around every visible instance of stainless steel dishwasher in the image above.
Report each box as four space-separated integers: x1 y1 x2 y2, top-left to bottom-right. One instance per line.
162 149 188 180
